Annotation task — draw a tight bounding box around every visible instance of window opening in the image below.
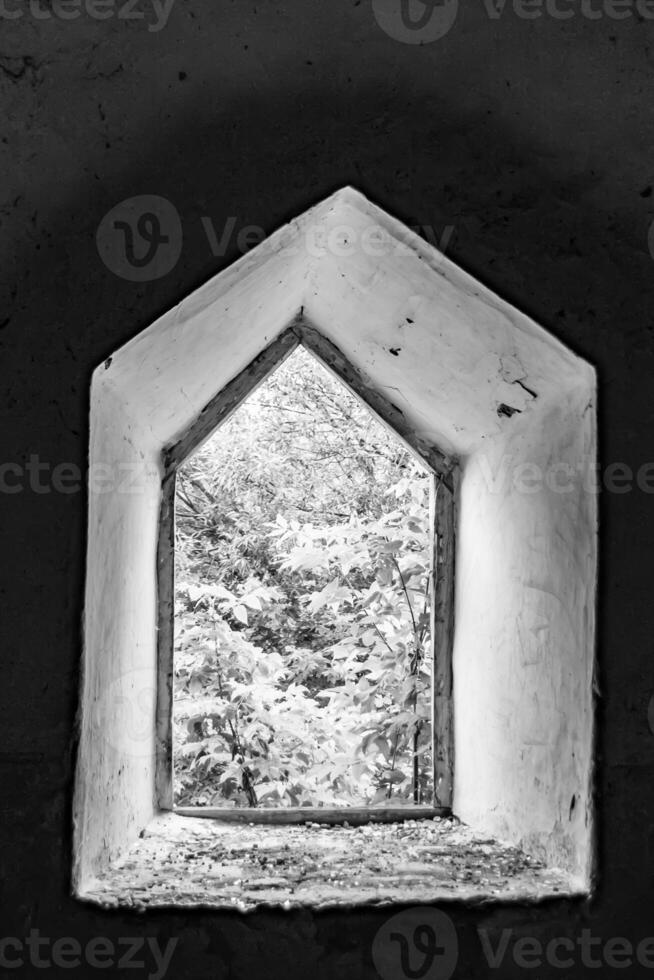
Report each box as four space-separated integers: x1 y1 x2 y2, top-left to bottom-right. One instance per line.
169 345 448 818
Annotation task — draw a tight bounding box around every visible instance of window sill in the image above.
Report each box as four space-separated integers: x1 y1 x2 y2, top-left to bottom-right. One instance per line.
76 812 584 911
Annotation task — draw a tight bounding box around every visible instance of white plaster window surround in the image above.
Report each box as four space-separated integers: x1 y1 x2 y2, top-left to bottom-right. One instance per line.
73 188 597 910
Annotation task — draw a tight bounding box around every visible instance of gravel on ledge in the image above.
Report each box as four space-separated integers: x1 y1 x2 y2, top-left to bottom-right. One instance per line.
79 811 582 911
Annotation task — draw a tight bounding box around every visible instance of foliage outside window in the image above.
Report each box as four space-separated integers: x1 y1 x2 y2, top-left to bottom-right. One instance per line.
173 348 435 810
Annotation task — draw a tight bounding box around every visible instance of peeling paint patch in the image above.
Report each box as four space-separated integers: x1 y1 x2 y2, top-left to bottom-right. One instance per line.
497 403 521 418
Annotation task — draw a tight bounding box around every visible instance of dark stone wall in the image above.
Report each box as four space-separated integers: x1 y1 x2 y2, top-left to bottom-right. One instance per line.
1 1 653 976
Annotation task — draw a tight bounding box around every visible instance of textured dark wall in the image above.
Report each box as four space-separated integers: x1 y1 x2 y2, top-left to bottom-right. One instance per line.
2 1 654 977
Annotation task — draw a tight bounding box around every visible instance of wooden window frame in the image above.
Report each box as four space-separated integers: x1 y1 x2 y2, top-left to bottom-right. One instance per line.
156 316 457 825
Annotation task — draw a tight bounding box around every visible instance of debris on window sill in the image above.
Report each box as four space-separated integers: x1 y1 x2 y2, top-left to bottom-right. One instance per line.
78 812 582 911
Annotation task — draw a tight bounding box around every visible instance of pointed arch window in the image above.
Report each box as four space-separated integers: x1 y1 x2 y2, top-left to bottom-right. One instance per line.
156 321 457 824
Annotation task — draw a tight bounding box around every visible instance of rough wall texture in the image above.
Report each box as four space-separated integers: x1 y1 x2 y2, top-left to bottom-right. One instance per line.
1 2 653 977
